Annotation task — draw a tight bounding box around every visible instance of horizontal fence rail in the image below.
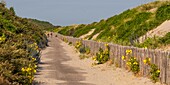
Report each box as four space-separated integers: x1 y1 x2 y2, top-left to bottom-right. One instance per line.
57 34 170 85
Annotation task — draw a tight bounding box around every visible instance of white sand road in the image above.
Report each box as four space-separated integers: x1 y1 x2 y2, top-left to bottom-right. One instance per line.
34 36 164 85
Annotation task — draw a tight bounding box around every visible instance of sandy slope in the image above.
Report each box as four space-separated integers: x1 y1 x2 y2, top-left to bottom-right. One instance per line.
80 29 95 39
34 36 164 85
139 20 170 43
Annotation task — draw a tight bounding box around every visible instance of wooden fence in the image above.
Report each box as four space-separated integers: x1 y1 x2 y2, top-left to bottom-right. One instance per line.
57 34 170 85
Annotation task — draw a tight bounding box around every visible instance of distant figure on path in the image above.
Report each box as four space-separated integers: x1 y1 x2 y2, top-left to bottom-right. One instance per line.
47 33 49 38
50 32 53 37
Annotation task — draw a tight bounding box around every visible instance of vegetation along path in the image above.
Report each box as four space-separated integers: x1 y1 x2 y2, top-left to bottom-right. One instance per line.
34 35 164 85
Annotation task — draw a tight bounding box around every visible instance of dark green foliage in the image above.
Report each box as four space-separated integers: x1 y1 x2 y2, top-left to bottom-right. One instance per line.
136 37 160 49
9 7 15 15
58 26 75 36
115 12 152 42
96 48 110 64
73 24 95 37
79 45 90 54
79 46 86 54
27 18 55 31
127 57 140 74
96 27 111 40
159 32 170 45
0 5 48 84
156 4 170 21
150 64 160 82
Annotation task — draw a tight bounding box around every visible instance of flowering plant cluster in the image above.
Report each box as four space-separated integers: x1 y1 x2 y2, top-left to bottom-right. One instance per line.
28 43 39 52
75 41 82 49
150 64 160 82
122 49 160 82
143 57 151 65
126 57 140 74
122 49 132 61
93 44 110 64
0 33 6 43
122 49 140 74
21 63 37 83
143 57 160 82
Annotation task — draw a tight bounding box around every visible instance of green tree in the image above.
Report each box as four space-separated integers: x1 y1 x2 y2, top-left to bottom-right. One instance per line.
9 7 15 15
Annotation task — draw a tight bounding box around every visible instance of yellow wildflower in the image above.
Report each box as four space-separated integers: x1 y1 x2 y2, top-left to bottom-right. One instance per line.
26 68 32 72
126 62 131 65
33 70 36 73
156 70 160 73
108 36 111 39
122 56 125 60
28 76 32 79
104 50 109 54
34 43 37 46
143 59 147 64
148 58 151 62
126 49 132 55
105 43 109 47
0 37 2 41
133 62 138 65
34 65 37 68
92 56 96 61
144 46 147 49
21 68 26 72
35 46 39 50
32 58 36 61
0 37 5 41
100 55 103 59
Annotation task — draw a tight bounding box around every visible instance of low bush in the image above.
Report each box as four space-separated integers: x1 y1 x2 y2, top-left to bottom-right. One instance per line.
93 44 110 64
0 3 48 84
150 64 160 82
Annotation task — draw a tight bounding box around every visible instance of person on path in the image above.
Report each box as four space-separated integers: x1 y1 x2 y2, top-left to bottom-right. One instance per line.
50 32 53 37
47 33 49 38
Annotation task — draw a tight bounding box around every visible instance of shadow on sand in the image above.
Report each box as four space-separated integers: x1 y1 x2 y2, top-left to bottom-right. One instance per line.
33 38 95 85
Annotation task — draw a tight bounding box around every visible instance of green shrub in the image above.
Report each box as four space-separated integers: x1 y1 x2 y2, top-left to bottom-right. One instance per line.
0 5 48 84
136 37 160 49
75 41 82 49
156 4 170 21
68 42 72 45
94 44 110 64
78 45 91 54
159 32 170 45
150 64 160 82
73 24 94 37
79 46 86 54
85 46 90 54
126 57 140 74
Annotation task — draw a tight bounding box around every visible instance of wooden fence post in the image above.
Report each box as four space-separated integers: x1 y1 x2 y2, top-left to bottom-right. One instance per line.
166 52 170 85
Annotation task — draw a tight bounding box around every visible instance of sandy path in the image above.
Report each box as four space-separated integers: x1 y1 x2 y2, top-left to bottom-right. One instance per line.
34 36 163 85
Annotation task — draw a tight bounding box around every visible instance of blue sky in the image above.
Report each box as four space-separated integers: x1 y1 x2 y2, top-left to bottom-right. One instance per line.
5 0 154 26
